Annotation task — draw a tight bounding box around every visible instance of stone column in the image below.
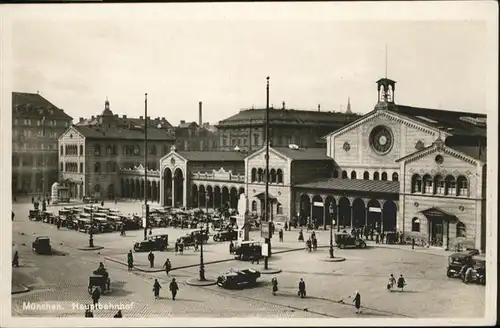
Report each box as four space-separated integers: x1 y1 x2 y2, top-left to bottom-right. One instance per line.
380 209 384 232
171 178 175 207
323 205 327 230
350 206 354 227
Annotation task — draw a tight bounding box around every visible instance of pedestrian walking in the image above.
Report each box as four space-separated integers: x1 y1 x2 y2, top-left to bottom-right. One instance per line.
387 274 396 291
153 279 162 299
120 224 126 236
370 229 374 241
179 243 184 255
127 250 134 271
84 306 94 317
284 222 288 231
113 310 122 318
411 237 415 249
250 254 260 264
91 286 101 306
12 250 19 267
397 274 406 292
194 240 199 251
101 200 104 207
163 258 172 275
169 278 179 300
312 237 318 251
31 196 34 204
306 239 312 252
298 278 306 298
353 291 361 314
229 240 234 254
12 211 15 221
298 230 304 242
175 242 179 254
279 229 284 242
380 232 385 244
271 277 279 296
148 251 155 268
375 233 379 244
56 219 61 230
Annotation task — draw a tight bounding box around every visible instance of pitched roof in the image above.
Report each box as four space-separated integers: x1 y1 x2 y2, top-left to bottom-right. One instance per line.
447 145 486 161
72 125 175 141
216 108 361 127
176 150 246 162
388 104 486 137
273 147 331 161
79 116 173 129
295 178 400 194
12 92 73 120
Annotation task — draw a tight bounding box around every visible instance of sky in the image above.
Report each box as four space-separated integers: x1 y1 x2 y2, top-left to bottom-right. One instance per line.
8 3 495 126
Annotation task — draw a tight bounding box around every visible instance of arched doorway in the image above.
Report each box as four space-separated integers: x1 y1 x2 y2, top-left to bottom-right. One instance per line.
238 187 245 195
222 186 230 207
299 194 311 227
174 168 184 208
192 184 199 208
146 181 151 201
230 187 238 209
136 179 141 200
214 186 221 209
311 195 324 227
107 184 114 200
199 185 206 208
121 179 125 198
366 199 382 231
93 184 101 198
324 196 336 227
383 200 397 232
352 198 366 228
206 186 213 208
338 197 351 227
163 168 173 206
152 181 158 203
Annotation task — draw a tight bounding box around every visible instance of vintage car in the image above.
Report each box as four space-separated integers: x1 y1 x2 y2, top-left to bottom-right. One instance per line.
83 195 99 204
133 234 169 252
58 209 72 218
213 229 238 242
177 230 209 246
211 218 225 231
32 236 52 254
334 233 367 249
42 211 58 224
233 241 263 261
29 209 41 221
88 275 110 294
446 250 477 278
468 255 486 285
217 268 261 289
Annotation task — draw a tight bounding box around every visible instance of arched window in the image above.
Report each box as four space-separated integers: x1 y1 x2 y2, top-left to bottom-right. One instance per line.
94 144 101 156
276 203 283 215
60 162 63 171
445 175 456 195
423 174 433 194
270 169 277 183
277 169 283 183
411 217 420 232
94 162 101 173
107 162 112 173
373 172 380 180
257 169 264 182
363 171 369 180
457 175 468 196
60 145 64 155
134 145 140 155
112 145 117 155
381 172 388 181
434 175 445 194
163 145 169 155
80 145 84 156
94 184 101 192
350 171 357 179
107 146 112 156
412 174 422 193
342 170 348 179
150 145 157 155
251 200 257 212
251 168 257 182
392 172 399 182
456 222 466 238
333 170 339 178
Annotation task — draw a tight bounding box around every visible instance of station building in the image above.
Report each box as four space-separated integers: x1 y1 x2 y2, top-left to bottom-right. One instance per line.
160 77 487 252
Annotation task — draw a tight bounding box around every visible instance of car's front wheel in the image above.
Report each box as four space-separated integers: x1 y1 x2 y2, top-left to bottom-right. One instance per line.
339 244 345 249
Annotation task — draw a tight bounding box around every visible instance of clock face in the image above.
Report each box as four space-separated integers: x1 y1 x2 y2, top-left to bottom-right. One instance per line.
369 125 393 154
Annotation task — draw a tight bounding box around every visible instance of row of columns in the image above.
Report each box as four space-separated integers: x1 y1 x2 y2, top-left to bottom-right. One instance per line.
122 178 161 203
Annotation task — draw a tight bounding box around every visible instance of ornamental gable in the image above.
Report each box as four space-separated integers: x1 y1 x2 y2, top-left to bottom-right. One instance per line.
59 126 85 144
160 151 187 171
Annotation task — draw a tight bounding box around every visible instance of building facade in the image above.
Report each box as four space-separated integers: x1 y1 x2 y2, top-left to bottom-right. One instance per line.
157 77 487 252
58 99 175 200
174 121 219 151
215 102 360 152
12 92 73 197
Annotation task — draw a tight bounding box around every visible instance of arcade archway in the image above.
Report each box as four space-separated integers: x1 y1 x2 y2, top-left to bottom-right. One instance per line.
324 196 336 227
352 198 366 228
222 186 230 207
199 185 206 208
163 168 172 205
311 195 324 226
383 200 397 232
230 187 238 209
206 186 213 208
299 194 311 226
338 197 351 227
174 168 184 208
367 199 382 231
214 186 221 209
192 185 199 208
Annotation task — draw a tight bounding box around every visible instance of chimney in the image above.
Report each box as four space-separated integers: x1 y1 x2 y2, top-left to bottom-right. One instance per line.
161 117 165 120
91 115 95 119
282 101 286 110
146 116 150 120
79 117 84 123
180 120 186 124
318 104 321 112
198 101 203 127
139 116 143 119
122 115 127 119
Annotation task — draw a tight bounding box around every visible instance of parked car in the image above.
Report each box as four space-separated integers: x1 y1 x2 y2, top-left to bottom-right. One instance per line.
334 233 366 249
177 229 209 246
213 229 238 242
233 241 263 261
29 209 41 221
469 255 486 285
133 234 169 252
217 268 261 289
446 250 477 278
32 236 52 254
83 195 99 204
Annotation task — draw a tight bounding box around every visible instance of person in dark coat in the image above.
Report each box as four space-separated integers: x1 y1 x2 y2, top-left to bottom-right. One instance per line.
84 306 94 317
163 258 172 276
353 291 361 314
380 232 385 244
298 278 306 298
101 200 104 207
369 229 374 241
229 241 234 254
91 287 101 306
148 251 155 268
298 230 304 242
179 243 184 255
120 224 126 236
169 278 179 300
375 233 379 244
284 222 288 231
113 310 122 318
12 250 19 267
175 242 179 254
306 239 312 252
153 279 162 299
279 229 284 242
312 236 318 251
31 196 34 204
271 277 279 296
56 218 61 230
397 274 406 292
127 250 134 271
12 211 15 221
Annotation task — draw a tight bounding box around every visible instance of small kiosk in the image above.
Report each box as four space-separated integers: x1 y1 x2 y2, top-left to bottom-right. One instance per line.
51 182 70 204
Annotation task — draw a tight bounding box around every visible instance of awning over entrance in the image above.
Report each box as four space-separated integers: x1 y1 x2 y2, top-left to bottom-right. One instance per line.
419 207 458 223
254 192 278 201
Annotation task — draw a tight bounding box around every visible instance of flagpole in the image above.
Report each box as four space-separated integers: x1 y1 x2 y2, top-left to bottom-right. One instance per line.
264 76 271 270
144 93 148 241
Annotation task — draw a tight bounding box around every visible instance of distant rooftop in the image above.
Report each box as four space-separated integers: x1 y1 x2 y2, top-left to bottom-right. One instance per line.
73 124 175 141
12 92 72 120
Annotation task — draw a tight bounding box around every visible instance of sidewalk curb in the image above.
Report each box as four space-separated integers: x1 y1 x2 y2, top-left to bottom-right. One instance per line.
11 284 31 295
77 246 104 251
186 278 218 286
365 242 448 257
322 257 346 262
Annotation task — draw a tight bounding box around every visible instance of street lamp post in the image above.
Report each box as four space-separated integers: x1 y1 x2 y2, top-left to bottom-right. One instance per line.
89 204 94 248
198 234 206 281
329 204 334 258
143 93 149 241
